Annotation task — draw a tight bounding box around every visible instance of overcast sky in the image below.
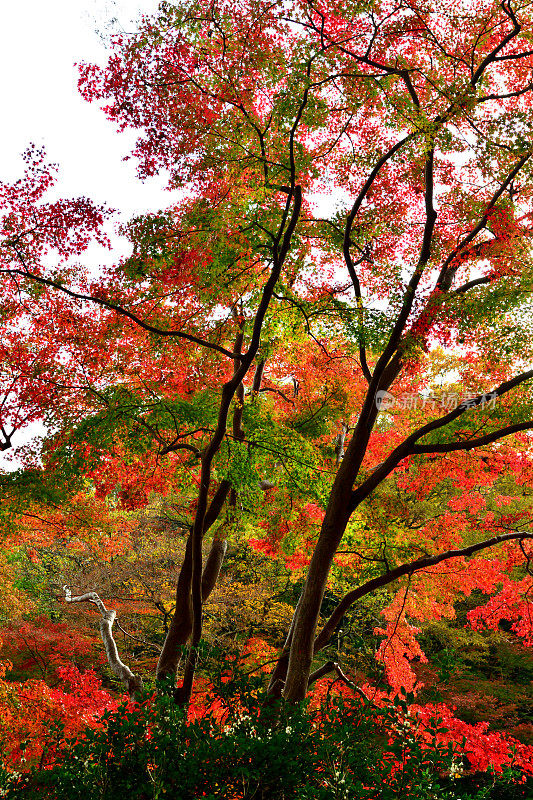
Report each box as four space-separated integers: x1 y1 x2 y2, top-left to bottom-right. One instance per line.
0 0 170 220
0 0 170 467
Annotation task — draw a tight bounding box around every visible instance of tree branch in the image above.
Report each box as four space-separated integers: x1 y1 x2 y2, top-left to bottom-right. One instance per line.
343 134 413 383
308 659 371 702
314 530 533 653
0 267 240 360
63 586 142 696
412 420 533 454
352 368 533 508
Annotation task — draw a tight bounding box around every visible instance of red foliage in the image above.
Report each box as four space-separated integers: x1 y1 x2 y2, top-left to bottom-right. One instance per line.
0 665 120 768
1 618 101 681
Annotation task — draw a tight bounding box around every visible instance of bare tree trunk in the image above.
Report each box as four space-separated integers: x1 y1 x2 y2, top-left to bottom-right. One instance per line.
155 537 194 681
201 536 228 601
281 359 402 699
281 484 353 700
334 421 349 465
156 484 230 681
266 597 300 698
156 336 264 685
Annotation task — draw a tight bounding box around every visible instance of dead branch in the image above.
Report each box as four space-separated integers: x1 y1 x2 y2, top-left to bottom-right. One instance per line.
63 586 142 696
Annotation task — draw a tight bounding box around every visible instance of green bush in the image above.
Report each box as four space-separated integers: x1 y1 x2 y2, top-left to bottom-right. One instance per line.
2 687 531 800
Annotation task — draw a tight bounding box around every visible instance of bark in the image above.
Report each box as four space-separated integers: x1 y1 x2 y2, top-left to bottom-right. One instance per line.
156 536 194 680
156 346 258 683
280 475 355 700
252 359 265 397
63 587 142 696
156 483 231 681
334 421 349 465
201 536 228 602
281 352 401 699
176 333 247 703
266 597 300 698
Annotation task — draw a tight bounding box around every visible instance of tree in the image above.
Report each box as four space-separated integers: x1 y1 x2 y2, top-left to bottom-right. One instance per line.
2 0 533 714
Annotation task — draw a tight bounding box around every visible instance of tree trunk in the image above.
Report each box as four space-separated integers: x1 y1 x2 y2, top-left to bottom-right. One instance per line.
281 363 400 699
156 537 194 681
156 527 229 681
282 492 352 700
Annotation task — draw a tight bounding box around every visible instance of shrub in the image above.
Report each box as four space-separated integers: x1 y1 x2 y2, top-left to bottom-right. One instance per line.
2 685 531 800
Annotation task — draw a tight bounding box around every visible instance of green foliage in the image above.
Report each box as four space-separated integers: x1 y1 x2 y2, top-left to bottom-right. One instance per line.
53 386 216 471
2 686 525 800
0 470 79 519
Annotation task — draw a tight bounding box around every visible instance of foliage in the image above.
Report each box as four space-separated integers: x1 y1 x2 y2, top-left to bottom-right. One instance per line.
0 664 119 769
3 0 533 789
1 617 100 681
2 686 531 800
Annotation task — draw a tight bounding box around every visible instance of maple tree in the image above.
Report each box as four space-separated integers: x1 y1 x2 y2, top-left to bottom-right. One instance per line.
2 0 533 783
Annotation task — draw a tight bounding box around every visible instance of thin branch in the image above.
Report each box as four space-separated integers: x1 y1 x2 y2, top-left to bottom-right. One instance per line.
436 149 533 291
0 267 240 360
314 530 533 653
115 620 162 654
471 0 522 85
343 133 413 382
412 420 533 454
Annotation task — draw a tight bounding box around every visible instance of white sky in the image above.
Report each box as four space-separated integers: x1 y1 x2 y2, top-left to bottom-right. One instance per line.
0 0 172 467
0 0 171 220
